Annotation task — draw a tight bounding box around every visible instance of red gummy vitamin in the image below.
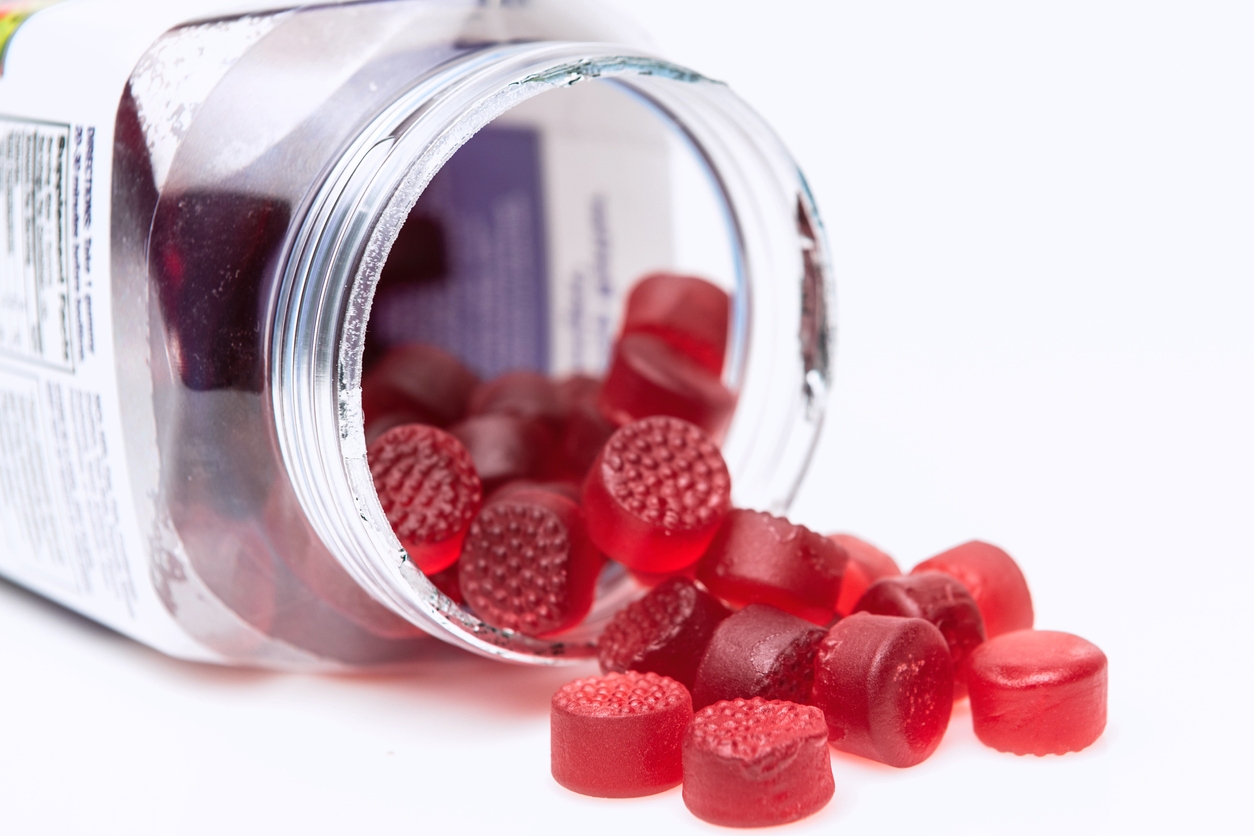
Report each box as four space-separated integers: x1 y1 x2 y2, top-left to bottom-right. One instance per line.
853 571 986 699
830 533 901 616
581 416 731 574
967 630 1108 756
458 488 600 637
691 603 827 709
682 698 834 828
913 540 1034 638
812 612 954 767
551 671 692 798
697 509 849 626
555 374 616 479
361 343 479 431
424 560 463 605
620 272 730 377
598 333 737 442
467 370 564 432
447 413 555 493
368 424 482 574
597 577 732 690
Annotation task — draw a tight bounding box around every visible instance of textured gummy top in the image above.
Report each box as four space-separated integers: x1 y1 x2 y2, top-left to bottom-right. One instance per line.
597 577 696 671
553 671 690 717
459 501 573 635
599 416 730 531
688 698 828 764
368 424 481 544
970 630 1106 688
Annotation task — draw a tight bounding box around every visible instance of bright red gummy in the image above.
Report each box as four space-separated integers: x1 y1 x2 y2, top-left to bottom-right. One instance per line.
913 540 1034 638
448 414 555 493
683 698 834 828
830 533 901 617
697 510 849 626
581 416 731 574
459 488 600 637
368 424 482 574
691 603 827 709
597 577 731 690
620 272 730 377
853 572 986 699
551 671 692 798
361 343 479 431
812 612 954 767
967 630 1108 756
598 333 737 442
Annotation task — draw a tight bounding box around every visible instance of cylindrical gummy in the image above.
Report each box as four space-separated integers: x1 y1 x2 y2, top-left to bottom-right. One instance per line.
597 577 732 690
467 370 565 433
360 342 480 430
555 376 617 481
448 413 556 493
853 572 986 699
581 416 731 574
620 272 731 377
812 613 955 768
598 333 737 442
683 698 834 828
459 488 601 637
830 533 901 617
967 630 1108 756
691 603 828 709
367 424 483 573
551 671 693 798
697 510 849 625
913 540 1034 638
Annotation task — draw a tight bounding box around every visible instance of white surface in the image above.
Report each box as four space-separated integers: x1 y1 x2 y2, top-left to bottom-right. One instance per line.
2 1 1251 832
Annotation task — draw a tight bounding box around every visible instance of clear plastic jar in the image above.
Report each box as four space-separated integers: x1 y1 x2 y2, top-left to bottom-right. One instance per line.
0 0 833 668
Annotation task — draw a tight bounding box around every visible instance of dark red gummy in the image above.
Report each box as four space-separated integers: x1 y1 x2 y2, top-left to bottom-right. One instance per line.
597 577 732 690
830 533 901 617
598 333 737 442
967 630 1108 756
448 413 556 493
581 416 731 574
458 488 600 637
853 572 986 699
913 540 1034 638
467 370 564 432
368 424 482 573
425 561 463 605
620 272 730 377
812 612 954 767
555 374 616 480
361 343 479 431
683 698 834 828
697 510 849 626
551 671 692 798
691 603 827 709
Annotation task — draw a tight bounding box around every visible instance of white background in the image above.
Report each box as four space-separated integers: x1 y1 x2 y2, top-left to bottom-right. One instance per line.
2 1 1251 832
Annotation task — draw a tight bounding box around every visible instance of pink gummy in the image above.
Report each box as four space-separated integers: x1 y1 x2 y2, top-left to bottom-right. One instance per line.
360 343 479 431
459 488 600 637
830 533 901 616
581 416 731 574
691 603 827 709
696 510 849 625
551 671 693 798
812 612 955 767
853 572 986 699
682 698 834 828
620 272 730 377
967 630 1108 756
912 540 1034 638
597 577 731 690
598 333 737 442
367 424 482 573
448 413 555 492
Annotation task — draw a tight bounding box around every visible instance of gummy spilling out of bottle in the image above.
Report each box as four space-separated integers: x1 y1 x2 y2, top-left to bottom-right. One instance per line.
362 272 1108 828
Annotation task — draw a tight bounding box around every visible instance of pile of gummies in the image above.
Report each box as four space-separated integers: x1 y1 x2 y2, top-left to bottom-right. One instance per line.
362 273 1108 828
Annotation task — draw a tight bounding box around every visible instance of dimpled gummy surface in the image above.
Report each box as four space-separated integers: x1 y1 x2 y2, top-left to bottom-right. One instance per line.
551 671 693 798
697 510 849 625
597 577 732 690
812 613 955 768
853 572 986 699
581 416 731 574
620 272 730 377
967 630 1108 756
459 490 600 637
913 540 1034 638
691 604 827 709
367 424 482 573
831 533 902 616
682 698 834 827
